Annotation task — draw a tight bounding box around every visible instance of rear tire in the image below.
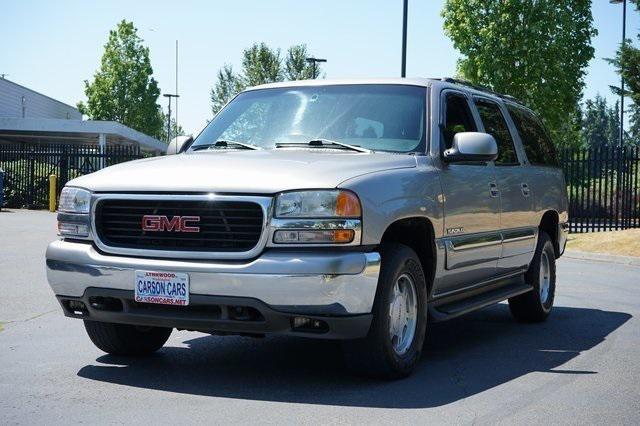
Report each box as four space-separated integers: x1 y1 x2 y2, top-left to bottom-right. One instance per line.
508 232 556 322
343 243 428 379
84 321 172 356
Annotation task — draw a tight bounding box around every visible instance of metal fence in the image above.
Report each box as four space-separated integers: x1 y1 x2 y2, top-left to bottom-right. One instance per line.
1 143 639 233
0 144 143 209
560 145 640 233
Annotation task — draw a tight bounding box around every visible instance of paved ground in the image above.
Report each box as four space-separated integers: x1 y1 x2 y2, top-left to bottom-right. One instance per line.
1 209 639 425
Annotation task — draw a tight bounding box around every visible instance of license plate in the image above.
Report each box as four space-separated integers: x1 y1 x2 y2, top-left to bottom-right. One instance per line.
135 270 189 306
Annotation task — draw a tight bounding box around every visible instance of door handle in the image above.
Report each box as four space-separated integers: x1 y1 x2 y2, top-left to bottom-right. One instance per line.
521 183 531 197
489 182 500 198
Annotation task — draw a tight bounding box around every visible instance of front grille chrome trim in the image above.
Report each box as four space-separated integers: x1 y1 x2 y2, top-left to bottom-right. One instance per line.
90 193 273 260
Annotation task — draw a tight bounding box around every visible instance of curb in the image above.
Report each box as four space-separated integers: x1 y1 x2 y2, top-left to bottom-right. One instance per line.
563 250 640 267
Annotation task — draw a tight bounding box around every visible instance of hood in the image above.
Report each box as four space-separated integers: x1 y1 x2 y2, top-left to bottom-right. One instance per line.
68 149 417 194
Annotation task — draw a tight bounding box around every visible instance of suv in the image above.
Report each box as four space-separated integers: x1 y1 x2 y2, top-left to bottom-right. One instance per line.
46 78 568 379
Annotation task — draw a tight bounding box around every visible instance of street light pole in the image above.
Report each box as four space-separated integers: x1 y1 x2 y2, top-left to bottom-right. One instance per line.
305 57 327 79
163 93 179 143
175 40 179 140
401 0 408 77
610 0 627 146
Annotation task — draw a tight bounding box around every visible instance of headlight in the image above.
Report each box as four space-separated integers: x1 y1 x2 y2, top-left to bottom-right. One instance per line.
271 190 361 245
275 190 361 218
57 187 91 238
58 187 91 214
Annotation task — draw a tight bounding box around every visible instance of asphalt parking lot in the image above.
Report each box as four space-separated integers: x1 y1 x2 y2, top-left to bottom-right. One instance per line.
1 209 639 425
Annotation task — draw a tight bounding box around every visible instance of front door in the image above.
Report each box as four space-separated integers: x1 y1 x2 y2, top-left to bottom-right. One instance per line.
437 91 501 295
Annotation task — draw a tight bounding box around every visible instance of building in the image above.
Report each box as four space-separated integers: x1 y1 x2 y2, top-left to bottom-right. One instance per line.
0 77 166 154
0 77 82 120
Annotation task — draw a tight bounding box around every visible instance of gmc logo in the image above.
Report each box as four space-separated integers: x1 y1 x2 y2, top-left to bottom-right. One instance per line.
141 215 200 233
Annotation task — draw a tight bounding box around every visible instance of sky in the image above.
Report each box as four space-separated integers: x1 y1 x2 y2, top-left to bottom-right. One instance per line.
2 0 638 136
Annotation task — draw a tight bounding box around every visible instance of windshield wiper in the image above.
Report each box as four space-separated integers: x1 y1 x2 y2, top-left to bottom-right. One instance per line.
275 139 371 153
192 140 260 151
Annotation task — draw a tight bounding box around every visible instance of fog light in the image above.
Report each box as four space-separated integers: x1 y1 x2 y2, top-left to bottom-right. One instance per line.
65 300 88 316
68 300 85 309
58 221 89 237
293 316 312 328
273 229 354 244
291 316 329 333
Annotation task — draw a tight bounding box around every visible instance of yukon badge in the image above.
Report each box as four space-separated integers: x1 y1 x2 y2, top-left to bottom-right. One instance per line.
446 227 465 235
141 215 200 233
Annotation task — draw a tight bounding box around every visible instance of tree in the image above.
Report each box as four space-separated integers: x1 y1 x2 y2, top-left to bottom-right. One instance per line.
581 96 607 148
581 95 620 148
608 31 640 146
606 101 621 147
629 105 640 146
284 44 317 80
159 114 186 142
210 43 322 115
210 65 244 116
77 20 164 139
241 43 282 87
442 0 597 148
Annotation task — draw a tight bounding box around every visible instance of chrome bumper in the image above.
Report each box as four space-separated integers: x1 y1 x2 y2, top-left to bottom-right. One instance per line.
46 240 381 315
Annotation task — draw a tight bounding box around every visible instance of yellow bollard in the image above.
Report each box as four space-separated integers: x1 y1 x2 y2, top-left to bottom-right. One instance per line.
49 175 57 212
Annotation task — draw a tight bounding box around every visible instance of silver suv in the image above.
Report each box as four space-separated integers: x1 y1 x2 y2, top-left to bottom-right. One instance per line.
46 78 568 379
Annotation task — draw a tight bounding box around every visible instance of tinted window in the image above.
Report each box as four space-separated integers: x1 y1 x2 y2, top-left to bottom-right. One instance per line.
191 85 426 153
442 93 477 150
506 104 558 166
475 99 518 165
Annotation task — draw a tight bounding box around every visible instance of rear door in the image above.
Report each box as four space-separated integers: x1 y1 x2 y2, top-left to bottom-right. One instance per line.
473 97 536 273
437 90 501 295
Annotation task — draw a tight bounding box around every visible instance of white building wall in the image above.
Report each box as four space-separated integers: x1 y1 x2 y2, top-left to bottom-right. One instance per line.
0 78 82 120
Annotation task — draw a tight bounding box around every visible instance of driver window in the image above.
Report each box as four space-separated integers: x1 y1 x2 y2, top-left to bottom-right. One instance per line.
442 93 477 150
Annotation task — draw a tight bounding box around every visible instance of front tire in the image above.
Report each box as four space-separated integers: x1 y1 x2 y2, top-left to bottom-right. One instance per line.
508 232 556 322
84 321 172 356
343 243 428 379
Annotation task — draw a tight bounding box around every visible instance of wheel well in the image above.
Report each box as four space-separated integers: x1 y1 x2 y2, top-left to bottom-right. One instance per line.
539 210 559 257
380 217 436 289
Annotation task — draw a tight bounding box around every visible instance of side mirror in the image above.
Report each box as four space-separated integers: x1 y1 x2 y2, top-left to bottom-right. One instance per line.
166 135 193 155
443 132 498 163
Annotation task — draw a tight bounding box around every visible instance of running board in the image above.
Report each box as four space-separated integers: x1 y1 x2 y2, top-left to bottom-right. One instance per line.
429 276 533 322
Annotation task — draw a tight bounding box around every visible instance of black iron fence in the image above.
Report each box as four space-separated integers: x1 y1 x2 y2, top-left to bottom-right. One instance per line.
0 144 143 209
560 145 640 233
1 143 639 233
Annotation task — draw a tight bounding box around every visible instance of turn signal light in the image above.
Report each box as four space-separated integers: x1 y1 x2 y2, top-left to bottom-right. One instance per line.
336 191 361 217
58 221 89 237
273 229 355 244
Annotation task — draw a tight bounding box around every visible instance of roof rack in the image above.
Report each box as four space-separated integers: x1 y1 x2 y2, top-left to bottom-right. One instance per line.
439 77 528 107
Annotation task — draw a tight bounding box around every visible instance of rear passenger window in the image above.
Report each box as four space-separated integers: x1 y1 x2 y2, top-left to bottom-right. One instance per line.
474 98 518 165
442 93 477 150
506 105 558 166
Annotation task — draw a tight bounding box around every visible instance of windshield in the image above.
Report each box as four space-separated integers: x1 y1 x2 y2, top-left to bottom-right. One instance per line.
190 84 426 153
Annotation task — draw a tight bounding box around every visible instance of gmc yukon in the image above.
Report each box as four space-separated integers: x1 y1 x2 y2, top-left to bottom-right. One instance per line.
46 78 568 379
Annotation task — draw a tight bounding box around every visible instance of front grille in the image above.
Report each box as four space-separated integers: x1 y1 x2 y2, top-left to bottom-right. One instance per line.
95 199 264 252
